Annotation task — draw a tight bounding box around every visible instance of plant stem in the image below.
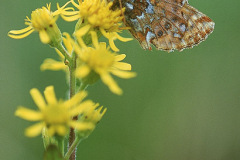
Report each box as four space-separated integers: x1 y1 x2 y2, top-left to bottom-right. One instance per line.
79 82 88 92
58 138 65 156
56 43 71 62
68 52 77 160
65 137 82 160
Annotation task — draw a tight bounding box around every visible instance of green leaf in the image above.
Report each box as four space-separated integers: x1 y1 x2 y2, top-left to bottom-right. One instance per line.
43 145 64 160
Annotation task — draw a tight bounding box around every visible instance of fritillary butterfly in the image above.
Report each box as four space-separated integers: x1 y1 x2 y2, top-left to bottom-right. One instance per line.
113 0 215 52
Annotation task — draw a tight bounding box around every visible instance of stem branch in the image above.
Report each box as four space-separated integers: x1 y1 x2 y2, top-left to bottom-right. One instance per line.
65 137 82 160
56 43 71 62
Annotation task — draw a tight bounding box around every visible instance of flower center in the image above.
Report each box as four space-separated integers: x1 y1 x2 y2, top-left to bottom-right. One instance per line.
31 7 54 31
79 0 102 18
42 103 69 125
84 46 115 71
78 0 123 31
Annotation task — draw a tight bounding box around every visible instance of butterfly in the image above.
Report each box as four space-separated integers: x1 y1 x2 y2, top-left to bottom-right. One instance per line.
113 0 215 52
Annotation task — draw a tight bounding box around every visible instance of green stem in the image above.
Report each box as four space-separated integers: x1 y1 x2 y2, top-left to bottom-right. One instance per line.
58 138 64 156
68 51 77 160
65 137 82 160
55 43 71 62
79 82 88 92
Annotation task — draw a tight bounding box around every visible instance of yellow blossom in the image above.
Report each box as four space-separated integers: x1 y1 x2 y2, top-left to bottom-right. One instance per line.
80 103 106 124
74 32 136 95
8 2 73 45
63 0 132 51
77 103 106 138
15 86 103 137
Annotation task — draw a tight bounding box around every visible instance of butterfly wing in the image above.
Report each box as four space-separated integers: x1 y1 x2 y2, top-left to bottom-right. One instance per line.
122 0 215 51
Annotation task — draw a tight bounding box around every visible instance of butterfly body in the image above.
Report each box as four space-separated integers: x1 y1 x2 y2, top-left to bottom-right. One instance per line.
114 0 215 52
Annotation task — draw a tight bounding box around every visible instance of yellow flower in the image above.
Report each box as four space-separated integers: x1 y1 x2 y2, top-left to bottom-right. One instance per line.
8 2 72 45
77 103 106 138
15 86 101 137
64 0 132 51
74 32 136 95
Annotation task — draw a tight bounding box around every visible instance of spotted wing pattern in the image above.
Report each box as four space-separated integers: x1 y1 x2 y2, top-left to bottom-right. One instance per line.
119 0 215 52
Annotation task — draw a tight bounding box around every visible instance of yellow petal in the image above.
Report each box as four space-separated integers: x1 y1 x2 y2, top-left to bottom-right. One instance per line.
15 106 43 121
44 86 57 105
63 33 73 54
112 62 132 70
61 14 80 22
8 27 34 39
114 54 126 62
68 37 84 55
64 91 87 108
98 106 107 116
25 122 44 137
59 10 78 16
110 69 136 79
109 38 119 52
75 24 91 37
8 26 33 34
69 100 95 116
115 33 133 42
30 88 46 110
54 1 72 16
75 65 91 78
71 0 80 8
39 30 50 44
101 73 122 95
56 125 68 136
40 58 67 71
90 31 99 48
91 106 107 122
99 28 109 38
99 28 119 52
111 70 137 79
69 121 94 131
55 48 65 59
47 126 56 137
77 37 87 49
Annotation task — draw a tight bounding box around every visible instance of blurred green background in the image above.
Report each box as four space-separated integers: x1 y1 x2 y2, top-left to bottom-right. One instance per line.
1 0 240 160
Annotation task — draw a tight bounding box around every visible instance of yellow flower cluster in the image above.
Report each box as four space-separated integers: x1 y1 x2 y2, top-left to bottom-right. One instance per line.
74 32 136 95
64 0 132 51
10 0 137 140
8 3 72 45
15 86 106 137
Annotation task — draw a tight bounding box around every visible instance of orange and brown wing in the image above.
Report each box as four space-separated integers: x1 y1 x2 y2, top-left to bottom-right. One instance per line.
122 0 215 51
